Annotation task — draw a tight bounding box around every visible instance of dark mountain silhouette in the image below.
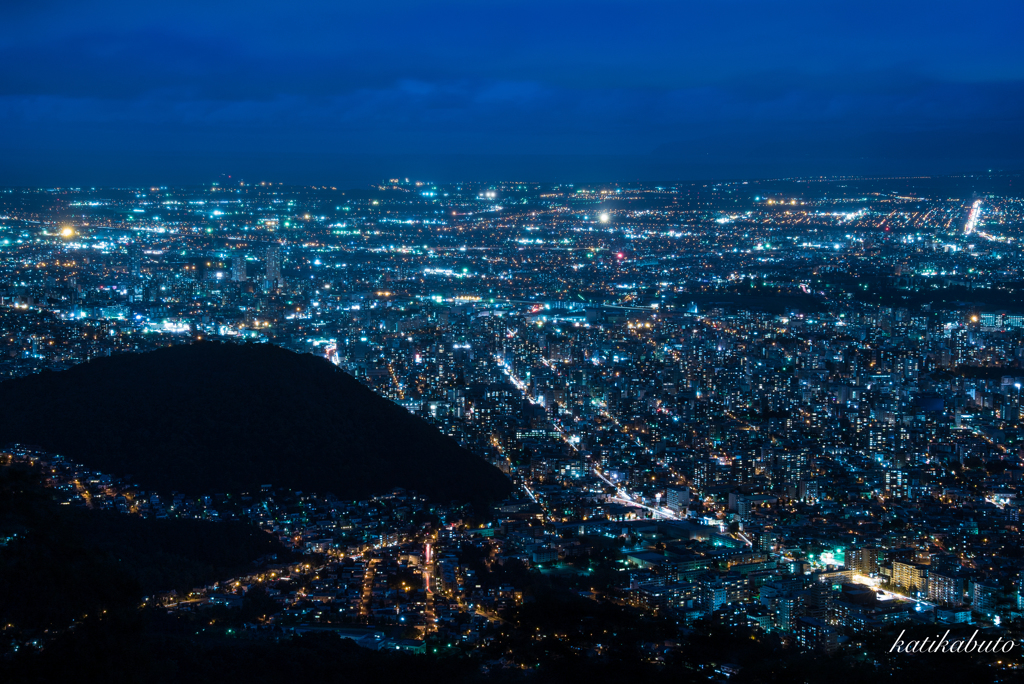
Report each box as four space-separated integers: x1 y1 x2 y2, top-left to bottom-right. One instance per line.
0 342 512 505
0 465 293 632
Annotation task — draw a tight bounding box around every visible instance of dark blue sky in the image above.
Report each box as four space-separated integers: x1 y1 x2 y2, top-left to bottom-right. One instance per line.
2 0 1022 186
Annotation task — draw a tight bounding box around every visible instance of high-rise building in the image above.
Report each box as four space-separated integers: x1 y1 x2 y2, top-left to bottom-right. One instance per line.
972 581 1000 614
232 254 248 282
928 571 965 606
265 244 282 290
794 616 839 654
846 547 880 576
666 486 690 513
128 242 142 276
892 561 928 594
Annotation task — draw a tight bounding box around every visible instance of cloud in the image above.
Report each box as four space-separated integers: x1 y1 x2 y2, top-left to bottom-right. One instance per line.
0 0 1021 183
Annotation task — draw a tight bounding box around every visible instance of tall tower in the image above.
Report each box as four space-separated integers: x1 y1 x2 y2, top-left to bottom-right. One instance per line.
128 242 142 276
232 253 248 282
265 244 282 290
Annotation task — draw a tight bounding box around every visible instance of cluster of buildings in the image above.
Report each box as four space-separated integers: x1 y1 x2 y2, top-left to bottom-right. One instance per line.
2 176 1024 667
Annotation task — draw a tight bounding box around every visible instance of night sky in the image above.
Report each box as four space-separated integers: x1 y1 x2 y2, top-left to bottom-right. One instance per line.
2 0 1022 186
